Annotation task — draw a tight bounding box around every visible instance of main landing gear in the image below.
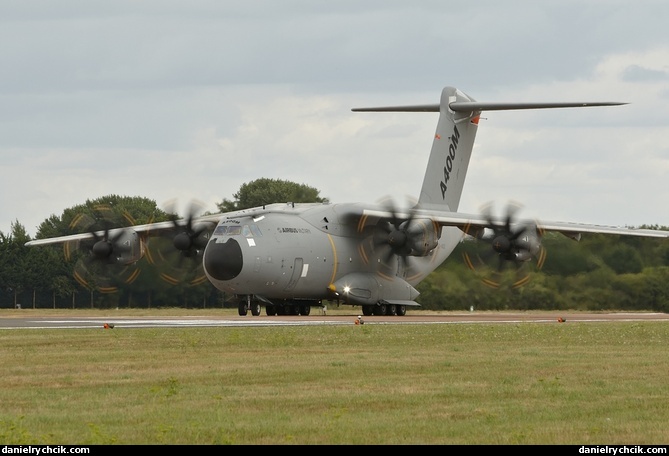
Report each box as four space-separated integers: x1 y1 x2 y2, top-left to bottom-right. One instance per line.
361 304 407 316
237 297 314 316
236 297 409 317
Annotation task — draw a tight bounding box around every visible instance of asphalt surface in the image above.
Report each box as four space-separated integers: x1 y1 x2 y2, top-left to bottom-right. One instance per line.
2 311 669 330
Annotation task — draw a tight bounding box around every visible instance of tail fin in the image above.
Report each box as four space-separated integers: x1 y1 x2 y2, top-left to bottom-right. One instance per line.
353 86 627 212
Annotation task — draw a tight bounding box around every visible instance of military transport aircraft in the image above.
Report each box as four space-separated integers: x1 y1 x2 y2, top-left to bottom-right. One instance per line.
25 86 669 317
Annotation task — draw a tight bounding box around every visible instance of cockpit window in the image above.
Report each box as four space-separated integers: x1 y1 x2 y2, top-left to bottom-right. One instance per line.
214 224 262 237
226 226 242 236
250 224 262 237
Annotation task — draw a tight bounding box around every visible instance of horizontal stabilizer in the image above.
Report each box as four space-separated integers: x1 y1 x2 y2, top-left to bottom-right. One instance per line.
449 101 628 111
352 101 627 113
352 104 439 112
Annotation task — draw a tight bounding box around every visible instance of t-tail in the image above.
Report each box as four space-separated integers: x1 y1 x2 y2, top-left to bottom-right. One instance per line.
353 86 627 212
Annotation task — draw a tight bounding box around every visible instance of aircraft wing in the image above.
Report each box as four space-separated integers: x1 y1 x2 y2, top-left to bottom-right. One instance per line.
363 207 669 239
24 214 224 247
24 203 321 248
428 210 669 239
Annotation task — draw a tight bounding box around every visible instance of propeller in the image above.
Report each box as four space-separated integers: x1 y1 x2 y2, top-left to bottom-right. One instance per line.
358 197 440 280
462 202 546 288
145 199 212 286
64 204 142 293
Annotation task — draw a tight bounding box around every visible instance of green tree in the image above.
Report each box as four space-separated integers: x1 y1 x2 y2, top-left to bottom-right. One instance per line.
35 194 169 239
0 221 32 307
217 178 329 212
540 233 599 276
601 243 644 274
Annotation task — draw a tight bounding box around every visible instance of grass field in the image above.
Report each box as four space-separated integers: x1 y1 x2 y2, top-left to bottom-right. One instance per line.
1 309 669 444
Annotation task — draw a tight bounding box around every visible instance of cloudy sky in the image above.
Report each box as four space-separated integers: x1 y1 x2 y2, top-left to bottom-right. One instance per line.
2 0 668 238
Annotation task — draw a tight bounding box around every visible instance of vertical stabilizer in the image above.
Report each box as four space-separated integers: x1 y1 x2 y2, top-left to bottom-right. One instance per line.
418 87 479 211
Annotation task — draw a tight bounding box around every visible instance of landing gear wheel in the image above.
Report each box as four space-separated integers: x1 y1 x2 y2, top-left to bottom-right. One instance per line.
373 304 387 316
238 303 248 316
362 306 373 316
299 305 311 316
386 304 397 316
251 302 261 316
266 305 277 316
396 305 407 316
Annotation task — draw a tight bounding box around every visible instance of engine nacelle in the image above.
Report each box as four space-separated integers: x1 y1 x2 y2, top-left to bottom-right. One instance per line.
91 228 144 265
496 224 542 263
172 221 215 255
404 218 440 256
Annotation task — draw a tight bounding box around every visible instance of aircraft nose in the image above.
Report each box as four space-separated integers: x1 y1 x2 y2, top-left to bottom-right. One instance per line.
203 238 243 281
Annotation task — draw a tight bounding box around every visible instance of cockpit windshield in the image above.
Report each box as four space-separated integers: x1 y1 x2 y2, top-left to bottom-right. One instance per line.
213 224 262 237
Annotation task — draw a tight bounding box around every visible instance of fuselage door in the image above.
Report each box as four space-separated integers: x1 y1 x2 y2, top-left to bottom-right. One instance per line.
284 258 304 291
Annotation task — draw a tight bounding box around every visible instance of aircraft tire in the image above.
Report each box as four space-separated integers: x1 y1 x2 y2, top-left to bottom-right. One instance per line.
396 305 407 316
286 306 299 316
299 305 311 316
386 304 397 316
266 305 277 316
362 306 373 316
251 302 261 316
373 304 387 316
238 303 248 316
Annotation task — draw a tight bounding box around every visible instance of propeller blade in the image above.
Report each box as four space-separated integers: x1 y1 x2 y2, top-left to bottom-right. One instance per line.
66 204 140 292
146 199 210 286
462 201 545 289
358 196 433 278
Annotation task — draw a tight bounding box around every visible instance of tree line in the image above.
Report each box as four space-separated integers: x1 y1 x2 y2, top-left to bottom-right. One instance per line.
1 180 668 311
419 229 669 312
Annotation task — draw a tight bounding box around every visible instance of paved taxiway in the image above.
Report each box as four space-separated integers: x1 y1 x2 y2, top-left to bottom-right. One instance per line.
1 311 669 330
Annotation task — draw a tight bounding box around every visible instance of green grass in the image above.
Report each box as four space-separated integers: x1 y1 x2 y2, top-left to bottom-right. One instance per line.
1 312 669 444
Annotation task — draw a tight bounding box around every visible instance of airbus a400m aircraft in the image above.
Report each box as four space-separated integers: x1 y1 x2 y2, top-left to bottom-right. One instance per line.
26 86 669 316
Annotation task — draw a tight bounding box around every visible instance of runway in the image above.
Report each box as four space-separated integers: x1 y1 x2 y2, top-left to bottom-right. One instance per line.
2 311 669 330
